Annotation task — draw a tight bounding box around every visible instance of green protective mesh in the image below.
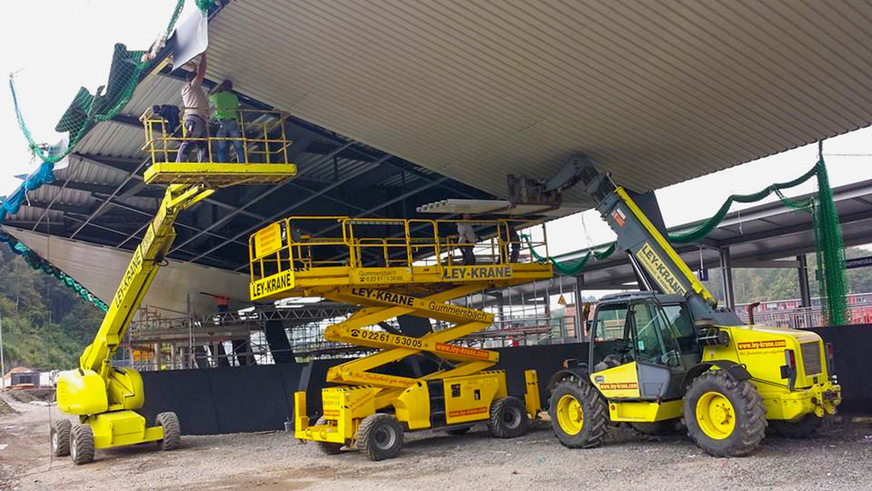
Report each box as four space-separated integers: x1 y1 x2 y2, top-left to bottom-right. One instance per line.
527 153 848 324
3 0 215 312
522 234 616 276
9 0 191 166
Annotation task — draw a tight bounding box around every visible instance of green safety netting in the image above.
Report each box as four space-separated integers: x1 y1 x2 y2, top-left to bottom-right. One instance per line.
3 0 214 310
528 152 848 325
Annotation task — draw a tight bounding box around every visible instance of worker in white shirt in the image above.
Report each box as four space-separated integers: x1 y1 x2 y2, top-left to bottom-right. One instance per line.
176 54 209 162
456 214 477 265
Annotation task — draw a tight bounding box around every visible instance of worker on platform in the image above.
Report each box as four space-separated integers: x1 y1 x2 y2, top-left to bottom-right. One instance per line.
176 54 209 162
457 214 477 265
210 79 246 163
499 221 522 263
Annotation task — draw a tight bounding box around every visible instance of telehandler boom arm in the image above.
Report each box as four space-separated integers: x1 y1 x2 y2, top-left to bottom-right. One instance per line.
576 164 741 325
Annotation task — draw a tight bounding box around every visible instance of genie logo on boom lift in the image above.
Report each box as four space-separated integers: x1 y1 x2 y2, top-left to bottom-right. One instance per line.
635 243 687 296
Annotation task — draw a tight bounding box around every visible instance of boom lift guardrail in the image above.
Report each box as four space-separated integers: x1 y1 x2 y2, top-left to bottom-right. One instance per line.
51 109 297 465
248 216 553 460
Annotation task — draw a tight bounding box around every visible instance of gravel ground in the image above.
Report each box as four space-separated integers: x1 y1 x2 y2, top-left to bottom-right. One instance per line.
2 393 872 491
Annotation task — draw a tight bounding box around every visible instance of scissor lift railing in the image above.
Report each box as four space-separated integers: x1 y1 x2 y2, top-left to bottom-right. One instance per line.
249 216 552 301
140 107 297 186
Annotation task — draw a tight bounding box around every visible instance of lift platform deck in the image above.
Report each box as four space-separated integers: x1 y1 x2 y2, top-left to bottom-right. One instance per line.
140 107 297 187
249 216 553 301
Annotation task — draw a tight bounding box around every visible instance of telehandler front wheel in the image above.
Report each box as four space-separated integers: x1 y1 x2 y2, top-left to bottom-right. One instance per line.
51 419 72 457
769 414 823 438
684 370 766 457
357 414 404 461
548 378 608 448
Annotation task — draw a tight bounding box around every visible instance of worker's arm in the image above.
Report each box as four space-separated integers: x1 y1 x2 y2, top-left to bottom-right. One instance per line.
196 53 207 84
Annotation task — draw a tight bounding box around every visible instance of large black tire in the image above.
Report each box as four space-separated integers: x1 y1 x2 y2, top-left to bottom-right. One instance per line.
357 414 404 461
156 412 181 451
769 414 823 438
630 419 681 436
51 419 72 457
684 371 767 457
548 377 608 448
70 423 95 465
488 397 530 439
315 417 344 455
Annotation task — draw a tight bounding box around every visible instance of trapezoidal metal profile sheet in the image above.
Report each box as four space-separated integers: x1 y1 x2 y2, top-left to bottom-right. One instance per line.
203 0 872 203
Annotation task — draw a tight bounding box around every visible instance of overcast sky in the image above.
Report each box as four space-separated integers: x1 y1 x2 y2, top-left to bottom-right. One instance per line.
1 0 870 261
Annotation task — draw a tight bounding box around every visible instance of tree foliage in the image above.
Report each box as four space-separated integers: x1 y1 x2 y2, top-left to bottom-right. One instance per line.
0 247 103 371
702 247 872 305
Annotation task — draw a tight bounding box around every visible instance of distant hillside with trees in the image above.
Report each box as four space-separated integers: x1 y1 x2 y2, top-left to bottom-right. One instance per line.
702 247 872 305
0 246 103 371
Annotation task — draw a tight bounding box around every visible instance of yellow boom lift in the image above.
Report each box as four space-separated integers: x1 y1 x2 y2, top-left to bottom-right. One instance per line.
540 158 842 456
248 216 553 459
51 108 297 464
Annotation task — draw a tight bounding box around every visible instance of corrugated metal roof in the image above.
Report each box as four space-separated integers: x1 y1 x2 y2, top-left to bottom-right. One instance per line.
205 0 872 202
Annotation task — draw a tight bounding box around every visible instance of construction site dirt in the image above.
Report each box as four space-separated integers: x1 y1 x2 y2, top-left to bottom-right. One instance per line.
3 393 871 491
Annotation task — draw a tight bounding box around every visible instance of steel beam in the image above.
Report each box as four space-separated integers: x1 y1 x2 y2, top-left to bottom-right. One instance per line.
167 141 357 255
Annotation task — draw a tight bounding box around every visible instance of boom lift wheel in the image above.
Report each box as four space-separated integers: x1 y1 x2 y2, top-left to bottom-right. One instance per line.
769 414 823 438
315 417 345 455
70 423 95 465
548 378 608 448
51 419 72 457
156 412 181 451
684 371 766 457
357 414 404 461
488 397 530 439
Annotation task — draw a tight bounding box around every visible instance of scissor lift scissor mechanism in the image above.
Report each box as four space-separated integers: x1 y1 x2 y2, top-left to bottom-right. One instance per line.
249 216 553 459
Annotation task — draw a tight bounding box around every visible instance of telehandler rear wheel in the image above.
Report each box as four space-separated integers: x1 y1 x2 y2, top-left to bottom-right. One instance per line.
70 423 95 465
357 414 404 461
489 396 530 438
684 370 766 457
769 414 823 438
548 378 608 448
51 419 71 457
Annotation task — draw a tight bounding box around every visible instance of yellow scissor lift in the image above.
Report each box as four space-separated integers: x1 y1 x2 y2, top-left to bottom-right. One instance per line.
249 216 553 460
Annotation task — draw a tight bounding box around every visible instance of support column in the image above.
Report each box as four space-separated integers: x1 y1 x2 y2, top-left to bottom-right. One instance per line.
719 248 736 310
798 254 812 308
574 275 585 340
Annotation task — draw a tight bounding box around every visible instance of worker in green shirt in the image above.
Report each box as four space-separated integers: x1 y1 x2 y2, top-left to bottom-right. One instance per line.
209 80 246 163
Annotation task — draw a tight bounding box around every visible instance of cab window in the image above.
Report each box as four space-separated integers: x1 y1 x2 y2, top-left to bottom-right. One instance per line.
631 301 681 366
594 303 628 341
662 304 701 354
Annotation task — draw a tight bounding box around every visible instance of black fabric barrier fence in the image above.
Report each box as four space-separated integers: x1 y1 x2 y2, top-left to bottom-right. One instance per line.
140 326 872 435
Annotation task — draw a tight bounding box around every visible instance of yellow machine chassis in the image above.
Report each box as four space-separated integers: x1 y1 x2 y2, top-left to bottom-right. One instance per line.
247 216 553 448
